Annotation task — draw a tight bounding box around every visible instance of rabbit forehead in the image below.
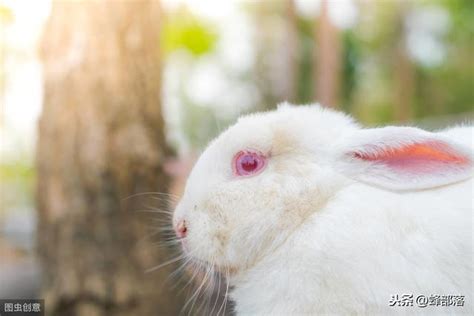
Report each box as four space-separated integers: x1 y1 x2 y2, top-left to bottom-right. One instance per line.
183 104 357 201
216 103 358 155
197 104 358 172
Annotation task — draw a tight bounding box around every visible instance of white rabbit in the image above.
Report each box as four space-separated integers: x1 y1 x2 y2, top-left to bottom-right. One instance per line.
172 103 473 315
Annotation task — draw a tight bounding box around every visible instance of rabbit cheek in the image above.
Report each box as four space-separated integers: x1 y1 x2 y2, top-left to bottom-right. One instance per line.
213 230 230 255
199 200 232 255
282 185 330 223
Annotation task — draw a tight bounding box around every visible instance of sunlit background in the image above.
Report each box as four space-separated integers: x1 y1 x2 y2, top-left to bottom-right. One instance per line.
1 0 473 307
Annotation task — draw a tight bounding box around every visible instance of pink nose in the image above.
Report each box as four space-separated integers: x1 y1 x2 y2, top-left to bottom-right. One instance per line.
175 219 187 238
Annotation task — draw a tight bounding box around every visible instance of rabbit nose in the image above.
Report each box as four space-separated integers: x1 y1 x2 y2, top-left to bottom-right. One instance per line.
175 219 187 238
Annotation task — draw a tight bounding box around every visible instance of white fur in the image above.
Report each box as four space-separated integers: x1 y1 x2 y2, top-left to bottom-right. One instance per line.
173 103 473 315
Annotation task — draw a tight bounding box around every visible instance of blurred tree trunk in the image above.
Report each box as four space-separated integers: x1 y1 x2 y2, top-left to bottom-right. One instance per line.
314 0 341 108
393 4 414 122
283 0 298 103
37 1 185 315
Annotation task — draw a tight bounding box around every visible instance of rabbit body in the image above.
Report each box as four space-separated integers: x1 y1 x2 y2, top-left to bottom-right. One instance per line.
231 176 472 315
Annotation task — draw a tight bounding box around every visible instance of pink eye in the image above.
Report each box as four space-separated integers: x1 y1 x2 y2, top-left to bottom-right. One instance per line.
233 151 267 176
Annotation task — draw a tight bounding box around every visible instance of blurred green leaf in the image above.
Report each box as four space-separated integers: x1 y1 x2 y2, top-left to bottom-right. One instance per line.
0 161 34 182
0 4 13 23
162 10 218 57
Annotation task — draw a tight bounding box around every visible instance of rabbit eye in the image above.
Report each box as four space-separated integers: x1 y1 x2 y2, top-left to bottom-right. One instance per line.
233 151 266 176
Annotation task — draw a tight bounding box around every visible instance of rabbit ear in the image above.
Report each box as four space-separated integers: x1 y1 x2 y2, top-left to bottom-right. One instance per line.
336 126 473 191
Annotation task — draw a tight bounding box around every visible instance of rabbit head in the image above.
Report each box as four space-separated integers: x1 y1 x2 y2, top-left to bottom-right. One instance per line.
172 103 473 275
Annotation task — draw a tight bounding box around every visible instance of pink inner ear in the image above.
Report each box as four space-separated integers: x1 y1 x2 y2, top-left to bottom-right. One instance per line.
353 141 469 173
